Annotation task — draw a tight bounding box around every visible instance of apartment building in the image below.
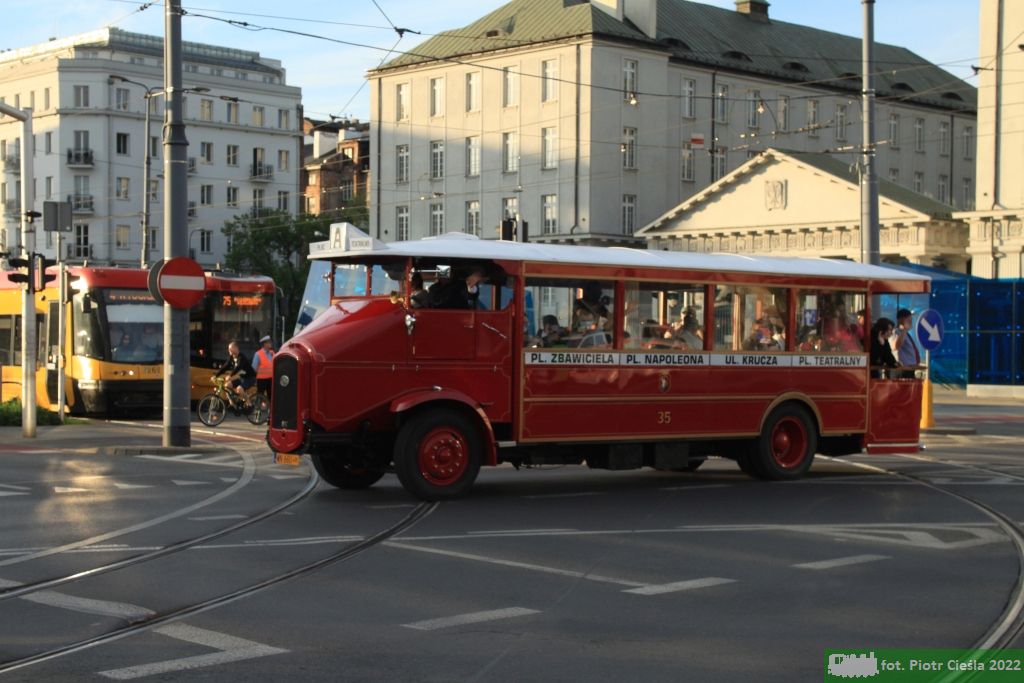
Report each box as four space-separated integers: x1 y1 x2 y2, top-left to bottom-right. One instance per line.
302 118 370 217
0 28 302 266
367 0 975 246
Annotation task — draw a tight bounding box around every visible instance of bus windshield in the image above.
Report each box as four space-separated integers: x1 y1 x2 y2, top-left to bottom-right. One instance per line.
103 289 164 364
332 262 403 298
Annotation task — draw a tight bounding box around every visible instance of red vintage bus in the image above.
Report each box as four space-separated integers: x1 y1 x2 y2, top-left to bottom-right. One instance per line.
267 225 927 500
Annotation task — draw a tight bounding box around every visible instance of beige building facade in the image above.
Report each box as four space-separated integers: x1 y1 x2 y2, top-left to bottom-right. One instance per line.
639 149 969 271
367 0 975 246
959 0 1024 278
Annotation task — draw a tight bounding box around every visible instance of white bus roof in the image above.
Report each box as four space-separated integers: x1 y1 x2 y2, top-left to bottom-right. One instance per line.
310 225 928 284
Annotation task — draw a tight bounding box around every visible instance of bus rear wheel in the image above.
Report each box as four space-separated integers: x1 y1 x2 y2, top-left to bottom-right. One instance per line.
312 453 385 490
394 409 481 500
751 404 817 480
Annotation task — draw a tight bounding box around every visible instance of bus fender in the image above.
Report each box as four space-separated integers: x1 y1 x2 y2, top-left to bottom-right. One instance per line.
389 389 498 466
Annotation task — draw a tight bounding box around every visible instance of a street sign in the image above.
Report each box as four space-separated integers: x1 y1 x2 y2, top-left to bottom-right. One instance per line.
43 201 73 232
916 309 944 352
153 257 205 309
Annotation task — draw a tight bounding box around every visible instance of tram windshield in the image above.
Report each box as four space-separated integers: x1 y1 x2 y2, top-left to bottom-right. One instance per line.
72 288 164 363
208 291 275 356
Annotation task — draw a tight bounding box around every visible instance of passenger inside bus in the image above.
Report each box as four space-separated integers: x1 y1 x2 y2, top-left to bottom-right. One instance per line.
428 266 486 309
869 317 899 377
112 332 140 362
538 314 566 347
409 273 429 309
666 313 703 349
742 319 783 351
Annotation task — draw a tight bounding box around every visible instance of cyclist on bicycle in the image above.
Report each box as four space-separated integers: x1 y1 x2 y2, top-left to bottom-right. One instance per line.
213 341 255 407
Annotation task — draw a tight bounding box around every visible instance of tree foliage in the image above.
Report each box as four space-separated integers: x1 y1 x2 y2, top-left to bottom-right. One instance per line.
221 197 368 336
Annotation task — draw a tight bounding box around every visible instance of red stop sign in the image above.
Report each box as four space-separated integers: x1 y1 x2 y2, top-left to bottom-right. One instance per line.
153 257 205 309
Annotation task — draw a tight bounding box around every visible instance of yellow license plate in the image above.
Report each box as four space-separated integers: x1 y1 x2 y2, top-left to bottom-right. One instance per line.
274 452 302 466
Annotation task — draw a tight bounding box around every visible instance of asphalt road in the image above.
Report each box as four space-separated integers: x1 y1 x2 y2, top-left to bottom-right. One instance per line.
0 403 1021 682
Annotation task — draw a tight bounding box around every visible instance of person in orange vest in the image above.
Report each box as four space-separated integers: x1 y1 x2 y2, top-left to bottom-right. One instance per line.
252 335 275 398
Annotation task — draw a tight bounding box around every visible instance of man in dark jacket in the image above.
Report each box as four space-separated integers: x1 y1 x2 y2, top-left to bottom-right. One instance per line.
214 341 256 405
429 267 486 309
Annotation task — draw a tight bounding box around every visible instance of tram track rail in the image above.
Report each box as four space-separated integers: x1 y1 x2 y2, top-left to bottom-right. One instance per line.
0 501 438 676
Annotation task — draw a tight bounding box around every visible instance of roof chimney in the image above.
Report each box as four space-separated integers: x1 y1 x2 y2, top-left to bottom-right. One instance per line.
735 0 770 22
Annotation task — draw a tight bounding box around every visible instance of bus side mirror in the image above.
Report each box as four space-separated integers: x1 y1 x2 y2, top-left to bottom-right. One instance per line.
436 265 451 279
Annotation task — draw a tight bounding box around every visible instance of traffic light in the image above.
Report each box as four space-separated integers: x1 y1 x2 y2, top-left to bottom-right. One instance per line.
7 256 34 290
33 254 57 292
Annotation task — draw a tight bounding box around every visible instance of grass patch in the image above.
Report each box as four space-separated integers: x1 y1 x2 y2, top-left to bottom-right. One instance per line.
0 399 86 426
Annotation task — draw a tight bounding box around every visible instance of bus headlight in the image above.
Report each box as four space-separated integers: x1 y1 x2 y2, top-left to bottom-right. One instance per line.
279 375 290 387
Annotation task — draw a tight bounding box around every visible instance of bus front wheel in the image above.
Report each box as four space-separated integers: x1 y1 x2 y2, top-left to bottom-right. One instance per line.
312 453 385 490
394 409 481 500
751 404 817 480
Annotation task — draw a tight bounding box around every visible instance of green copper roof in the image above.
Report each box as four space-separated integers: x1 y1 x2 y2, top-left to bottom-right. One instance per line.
376 0 974 111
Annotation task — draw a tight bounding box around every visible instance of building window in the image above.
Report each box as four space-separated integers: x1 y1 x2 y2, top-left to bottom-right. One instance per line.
396 83 409 121
226 101 239 123
465 72 480 112
681 142 694 182
226 186 238 208
541 127 558 169
116 177 130 200
465 136 480 177
200 98 213 121
277 190 289 212
396 206 410 240
44 88 50 110
278 109 290 130
278 149 289 172
150 136 160 158
199 184 213 206
502 196 518 220
962 126 974 160
913 171 924 194
938 175 949 204
542 194 558 234
712 146 727 180
45 132 52 154
339 180 354 201
715 84 729 123
747 90 761 128
430 141 444 179
252 188 265 210
622 127 637 169
623 59 637 100
777 95 790 131
73 224 89 257
226 144 239 166
621 194 636 234
938 121 950 156
465 200 481 236
149 179 159 203
116 224 130 250
396 144 410 183
682 78 696 119
834 104 848 141
45 176 52 199
502 67 518 107
199 230 212 253
73 85 89 108
888 168 899 184
116 88 130 111
502 132 519 172
541 59 558 102
200 141 213 163
430 77 444 117
914 118 925 152
116 133 130 156
807 99 819 136
429 202 445 236
252 106 265 127
888 114 901 149
962 177 974 210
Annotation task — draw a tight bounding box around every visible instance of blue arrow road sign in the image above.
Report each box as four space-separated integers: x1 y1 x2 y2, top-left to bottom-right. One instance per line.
916 309 944 352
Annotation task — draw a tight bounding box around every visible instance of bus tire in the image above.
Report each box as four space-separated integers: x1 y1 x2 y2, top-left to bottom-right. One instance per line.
312 454 385 490
736 448 766 479
394 408 481 500
196 393 226 427
752 404 817 480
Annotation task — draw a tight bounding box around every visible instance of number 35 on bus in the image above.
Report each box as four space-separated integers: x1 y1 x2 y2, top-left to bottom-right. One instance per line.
267 225 927 501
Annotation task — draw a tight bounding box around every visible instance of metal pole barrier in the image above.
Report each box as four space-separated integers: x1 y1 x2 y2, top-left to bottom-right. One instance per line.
163 0 190 446
140 93 152 268
860 0 880 265
920 348 934 429
19 112 35 437
57 232 66 423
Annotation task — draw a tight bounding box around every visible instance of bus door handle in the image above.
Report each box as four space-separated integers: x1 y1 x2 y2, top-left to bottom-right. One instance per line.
481 322 507 340
405 313 416 336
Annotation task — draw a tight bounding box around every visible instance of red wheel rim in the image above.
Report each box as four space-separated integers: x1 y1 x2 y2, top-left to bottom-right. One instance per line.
418 426 468 486
770 417 808 469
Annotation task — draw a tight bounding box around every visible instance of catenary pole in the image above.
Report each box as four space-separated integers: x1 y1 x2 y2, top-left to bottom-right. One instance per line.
860 0 880 265
163 0 190 446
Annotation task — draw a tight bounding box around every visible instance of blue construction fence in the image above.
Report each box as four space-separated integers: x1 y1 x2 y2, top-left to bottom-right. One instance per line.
879 264 1022 388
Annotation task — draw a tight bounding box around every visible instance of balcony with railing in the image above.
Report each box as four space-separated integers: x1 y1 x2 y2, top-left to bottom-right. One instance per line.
2 155 20 174
66 148 95 168
68 194 95 214
3 199 21 217
66 243 93 260
249 163 274 182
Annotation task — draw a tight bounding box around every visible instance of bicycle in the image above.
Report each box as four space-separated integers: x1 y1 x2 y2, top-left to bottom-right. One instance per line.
196 375 269 427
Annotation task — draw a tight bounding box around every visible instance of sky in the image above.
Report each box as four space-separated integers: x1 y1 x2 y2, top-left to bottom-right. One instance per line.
0 0 981 121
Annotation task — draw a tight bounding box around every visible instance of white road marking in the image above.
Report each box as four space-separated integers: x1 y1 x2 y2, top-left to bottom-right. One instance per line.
113 483 153 490
625 577 737 596
0 490 29 497
467 529 576 535
137 455 241 469
524 491 602 499
54 486 90 493
403 607 540 631
220 477 237 483
268 474 306 480
0 483 31 491
0 578 156 620
98 624 288 680
385 542 645 587
188 514 248 521
198 535 363 550
172 480 208 486
792 554 890 570
202 454 241 464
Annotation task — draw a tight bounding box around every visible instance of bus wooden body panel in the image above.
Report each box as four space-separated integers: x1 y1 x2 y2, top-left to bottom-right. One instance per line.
268 229 929 500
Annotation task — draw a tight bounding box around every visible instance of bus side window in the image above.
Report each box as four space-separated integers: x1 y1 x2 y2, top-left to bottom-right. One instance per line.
715 285 787 352
623 282 705 350
797 290 864 353
525 278 612 349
